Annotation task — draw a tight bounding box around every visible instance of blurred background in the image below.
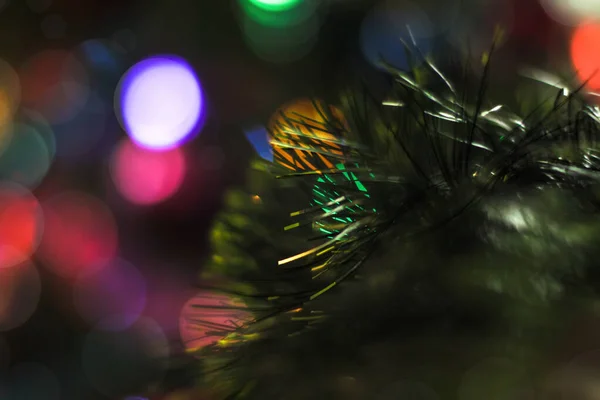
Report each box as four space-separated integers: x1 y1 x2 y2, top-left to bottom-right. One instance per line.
0 0 598 399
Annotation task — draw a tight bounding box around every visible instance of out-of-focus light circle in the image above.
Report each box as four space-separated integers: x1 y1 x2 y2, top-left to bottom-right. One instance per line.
179 292 254 353
244 126 273 161
116 56 204 150
20 50 90 124
6 363 60 400
38 191 118 279
541 0 600 26
360 1 433 71
0 262 41 331
0 123 51 189
110 139 186 205
241 0 315 27
73 258 147 331
247 0 301 11
79 39 120 73
571 22 600 90
241 11 319 63
82 318 169 397
268 98 346 171
0 183 43 269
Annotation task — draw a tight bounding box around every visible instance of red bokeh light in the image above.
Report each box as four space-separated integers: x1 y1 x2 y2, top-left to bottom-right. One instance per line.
0 185 43 269
110 139 186 205
571 22 600 90
38 192 118 279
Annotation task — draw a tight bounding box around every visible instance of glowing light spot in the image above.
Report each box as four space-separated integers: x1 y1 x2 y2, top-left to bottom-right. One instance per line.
0 184 43 269
110 139 186 205
179 292 253 353
80 39 119 72
571 22 600 90
244 126 273 161
541 0 600 26
247 0 301 11
268 98 346 171
38 191 118 279
0 124 51 189
74 258 147 331
0 262 41 332
116 56 204 150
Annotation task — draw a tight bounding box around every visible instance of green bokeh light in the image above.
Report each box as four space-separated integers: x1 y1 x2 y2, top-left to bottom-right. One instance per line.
247 0 302 12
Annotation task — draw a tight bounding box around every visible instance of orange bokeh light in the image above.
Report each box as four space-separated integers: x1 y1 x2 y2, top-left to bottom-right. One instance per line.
268 99 346 171
38 192 118 279
571 22 600 90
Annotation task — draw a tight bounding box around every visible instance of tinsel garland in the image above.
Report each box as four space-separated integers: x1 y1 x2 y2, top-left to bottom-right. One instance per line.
182 41 600 399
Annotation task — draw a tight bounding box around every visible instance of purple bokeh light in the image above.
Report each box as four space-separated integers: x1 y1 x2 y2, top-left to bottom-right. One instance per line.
116 56 205 150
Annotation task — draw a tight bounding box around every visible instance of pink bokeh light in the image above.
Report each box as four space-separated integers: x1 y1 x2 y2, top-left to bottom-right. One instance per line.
178 292 253 353
73 258 147 331
110 139 186 205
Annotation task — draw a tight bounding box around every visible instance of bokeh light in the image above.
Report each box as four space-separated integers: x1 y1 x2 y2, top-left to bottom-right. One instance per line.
0 261 41 332
79 39 120 73
268 98 345 171
0 123 52 188
73 258 147 331
244 126 273 161
0 183 43 269
541 0 600 26
38 191 118 278
571 22 600 90
82 318 169 398
110 139 186 205
116 56 205 151
20 50 90 124
360 1 434 70
179 292 253 353
247 0 301 12
239 0 319 63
